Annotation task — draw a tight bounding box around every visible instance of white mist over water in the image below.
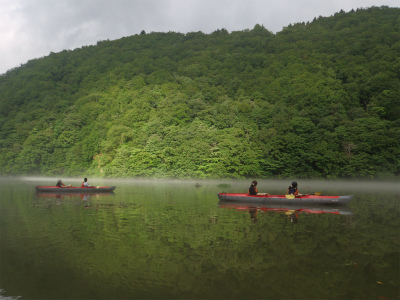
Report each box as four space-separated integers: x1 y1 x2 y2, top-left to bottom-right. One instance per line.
2 176 399 194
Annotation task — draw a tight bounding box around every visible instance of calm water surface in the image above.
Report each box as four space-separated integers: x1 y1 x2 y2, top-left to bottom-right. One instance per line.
0 178 399 300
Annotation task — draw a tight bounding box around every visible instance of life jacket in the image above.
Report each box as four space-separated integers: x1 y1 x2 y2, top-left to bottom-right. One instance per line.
288 186 298 195
249 185 258 195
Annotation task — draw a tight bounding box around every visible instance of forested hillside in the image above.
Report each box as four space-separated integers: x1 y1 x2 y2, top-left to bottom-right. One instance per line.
0 6 399 179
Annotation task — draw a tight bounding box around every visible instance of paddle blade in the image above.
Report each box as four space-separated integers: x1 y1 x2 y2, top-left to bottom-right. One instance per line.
285 195 295 199
314 192 322 196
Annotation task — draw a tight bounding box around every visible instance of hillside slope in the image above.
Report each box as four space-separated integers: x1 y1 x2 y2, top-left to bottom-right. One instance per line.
0 6 399 179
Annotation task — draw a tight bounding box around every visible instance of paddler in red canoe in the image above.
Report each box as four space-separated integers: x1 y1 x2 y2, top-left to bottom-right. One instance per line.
81 177 94 188
248 180 269 196
287 181 303 196
56 179 71 187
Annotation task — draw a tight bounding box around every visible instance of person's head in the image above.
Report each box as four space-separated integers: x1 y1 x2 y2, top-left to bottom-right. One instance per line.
57 179 62 183
84 178 88 182
291 181 298 187
251 180 258 186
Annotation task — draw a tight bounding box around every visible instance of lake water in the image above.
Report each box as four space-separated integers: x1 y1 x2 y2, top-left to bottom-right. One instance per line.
0 178 399 300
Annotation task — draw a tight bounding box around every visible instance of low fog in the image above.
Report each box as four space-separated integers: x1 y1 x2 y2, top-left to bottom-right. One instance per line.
2 176 398 194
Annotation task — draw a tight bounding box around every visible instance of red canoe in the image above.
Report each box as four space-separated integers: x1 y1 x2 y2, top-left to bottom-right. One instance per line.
217 193 353 205
35 186 116 193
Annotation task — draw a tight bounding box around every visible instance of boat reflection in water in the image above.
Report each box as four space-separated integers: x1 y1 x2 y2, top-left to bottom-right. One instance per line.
35 192 115 202
218 200 353 223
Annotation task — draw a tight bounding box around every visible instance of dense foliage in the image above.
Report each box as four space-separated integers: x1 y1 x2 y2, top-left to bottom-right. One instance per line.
0 6 399 179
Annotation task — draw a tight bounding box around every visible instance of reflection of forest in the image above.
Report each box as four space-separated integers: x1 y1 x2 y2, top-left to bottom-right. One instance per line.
1 182 399 299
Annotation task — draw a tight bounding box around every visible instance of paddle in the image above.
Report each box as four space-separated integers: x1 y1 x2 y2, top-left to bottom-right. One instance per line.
285 192 322 199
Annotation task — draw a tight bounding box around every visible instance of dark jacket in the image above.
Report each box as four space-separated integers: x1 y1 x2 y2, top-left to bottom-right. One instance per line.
249 185 258 195
288 186 298 195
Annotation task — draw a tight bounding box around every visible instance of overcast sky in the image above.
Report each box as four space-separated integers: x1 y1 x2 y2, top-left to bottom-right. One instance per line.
0 0 399 75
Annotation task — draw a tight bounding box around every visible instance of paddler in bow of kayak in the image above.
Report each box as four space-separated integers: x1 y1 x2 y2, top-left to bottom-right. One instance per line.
287 181 303 196
81 177 94 188
248 180 269 196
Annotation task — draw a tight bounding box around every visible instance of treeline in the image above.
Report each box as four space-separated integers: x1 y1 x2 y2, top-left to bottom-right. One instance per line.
0 6 399 179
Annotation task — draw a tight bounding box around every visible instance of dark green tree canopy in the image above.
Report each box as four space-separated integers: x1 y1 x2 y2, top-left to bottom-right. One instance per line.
0 6 399 179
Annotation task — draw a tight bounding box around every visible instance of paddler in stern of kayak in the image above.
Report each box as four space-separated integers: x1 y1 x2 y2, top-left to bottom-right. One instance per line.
248 180 269 196
287 181 303 196
56 179 71 187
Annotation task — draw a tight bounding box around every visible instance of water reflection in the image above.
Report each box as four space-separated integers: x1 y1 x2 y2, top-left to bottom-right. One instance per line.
0 289 20 300
33 192 115 208
1 179 398 300
218 200 353 223
35 192 115 200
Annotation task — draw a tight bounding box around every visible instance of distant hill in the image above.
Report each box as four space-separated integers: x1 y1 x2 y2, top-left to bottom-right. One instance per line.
0 6 399 179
